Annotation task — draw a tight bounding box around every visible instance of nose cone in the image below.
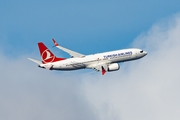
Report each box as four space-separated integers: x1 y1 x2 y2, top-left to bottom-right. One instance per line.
143 51 148 56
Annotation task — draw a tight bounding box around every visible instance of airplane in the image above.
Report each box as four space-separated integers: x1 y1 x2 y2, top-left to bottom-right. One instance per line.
28 38 147 75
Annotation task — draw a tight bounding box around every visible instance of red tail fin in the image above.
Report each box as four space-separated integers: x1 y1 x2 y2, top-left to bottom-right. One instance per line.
38 42 65 64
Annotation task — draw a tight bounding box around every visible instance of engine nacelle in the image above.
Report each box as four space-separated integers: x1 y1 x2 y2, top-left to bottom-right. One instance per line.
108 63 120 71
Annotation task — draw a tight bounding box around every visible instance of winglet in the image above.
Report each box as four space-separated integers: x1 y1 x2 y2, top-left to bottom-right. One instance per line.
102 66 106 75
52 38 59 46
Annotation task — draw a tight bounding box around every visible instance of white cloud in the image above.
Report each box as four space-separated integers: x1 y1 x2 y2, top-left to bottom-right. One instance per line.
1 13 180 120
0 55 98 120
81 13 180 120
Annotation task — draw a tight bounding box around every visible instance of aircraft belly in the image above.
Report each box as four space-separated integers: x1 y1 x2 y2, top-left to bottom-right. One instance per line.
52 63 85 70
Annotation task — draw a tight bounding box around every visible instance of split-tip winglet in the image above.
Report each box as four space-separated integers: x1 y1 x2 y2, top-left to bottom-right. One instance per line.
52 38 59 46
102 66 106 75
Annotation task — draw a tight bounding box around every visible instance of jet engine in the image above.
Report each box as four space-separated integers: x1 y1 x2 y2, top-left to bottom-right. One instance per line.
108 63 120 71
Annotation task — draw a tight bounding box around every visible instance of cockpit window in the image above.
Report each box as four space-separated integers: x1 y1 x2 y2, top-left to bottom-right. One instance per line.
140 50 143 53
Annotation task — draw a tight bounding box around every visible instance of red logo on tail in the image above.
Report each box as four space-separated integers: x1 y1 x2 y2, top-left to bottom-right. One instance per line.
38 42 66 64
42 49 55 63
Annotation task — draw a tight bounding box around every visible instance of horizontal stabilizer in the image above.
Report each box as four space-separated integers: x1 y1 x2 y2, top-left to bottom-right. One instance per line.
28 58 42 65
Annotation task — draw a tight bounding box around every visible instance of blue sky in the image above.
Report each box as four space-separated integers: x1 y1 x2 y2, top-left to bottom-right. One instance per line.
1 0 180 57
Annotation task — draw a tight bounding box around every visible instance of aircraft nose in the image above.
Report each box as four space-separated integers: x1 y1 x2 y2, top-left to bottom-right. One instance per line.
144 51 148 56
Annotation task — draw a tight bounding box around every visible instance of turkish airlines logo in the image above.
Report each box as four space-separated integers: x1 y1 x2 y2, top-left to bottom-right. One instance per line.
41 49 55 63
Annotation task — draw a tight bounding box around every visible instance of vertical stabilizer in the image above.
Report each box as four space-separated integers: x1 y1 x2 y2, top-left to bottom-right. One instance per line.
38 42 65 64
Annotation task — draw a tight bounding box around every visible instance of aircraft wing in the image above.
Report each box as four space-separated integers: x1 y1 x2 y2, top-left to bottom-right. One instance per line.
52 38 85 58
88 61 110 75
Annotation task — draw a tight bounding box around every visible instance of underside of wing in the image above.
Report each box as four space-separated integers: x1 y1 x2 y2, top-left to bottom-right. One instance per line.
88 62 110 75
93 65 107 75
88 61 120 75
52 38 85 58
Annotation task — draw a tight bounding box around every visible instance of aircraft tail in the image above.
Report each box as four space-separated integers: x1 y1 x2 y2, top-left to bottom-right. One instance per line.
38 42 65 64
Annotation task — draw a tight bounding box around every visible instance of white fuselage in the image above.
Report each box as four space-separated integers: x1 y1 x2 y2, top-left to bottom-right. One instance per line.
39 48 147 71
